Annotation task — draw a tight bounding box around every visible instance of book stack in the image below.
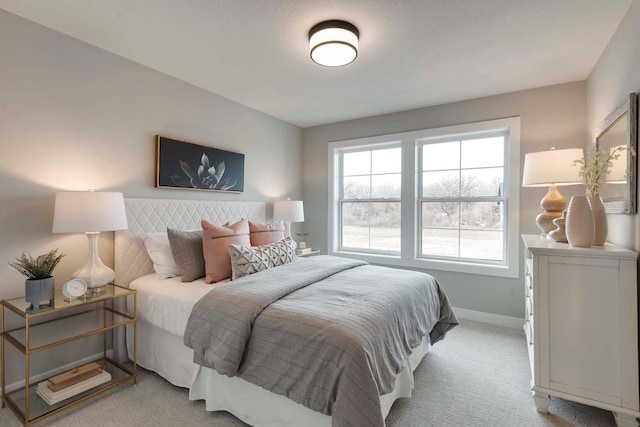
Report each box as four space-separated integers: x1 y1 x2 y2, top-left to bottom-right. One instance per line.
36 362 111 405
295 247 312 255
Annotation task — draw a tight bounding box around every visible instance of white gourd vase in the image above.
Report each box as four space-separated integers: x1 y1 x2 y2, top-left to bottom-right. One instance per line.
587 196 607 246
565 196 595 248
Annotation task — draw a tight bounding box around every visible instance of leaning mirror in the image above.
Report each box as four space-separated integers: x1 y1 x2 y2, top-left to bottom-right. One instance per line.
594 92 638 214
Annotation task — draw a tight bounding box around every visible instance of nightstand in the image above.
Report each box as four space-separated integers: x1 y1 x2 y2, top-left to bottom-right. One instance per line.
1 284 137 426
296 250 320 257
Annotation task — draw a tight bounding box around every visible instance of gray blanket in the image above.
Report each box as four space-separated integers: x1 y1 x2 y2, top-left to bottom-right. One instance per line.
184 256 458 427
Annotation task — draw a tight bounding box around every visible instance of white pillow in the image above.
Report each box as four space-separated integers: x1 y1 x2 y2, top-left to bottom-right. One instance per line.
143 233 180 279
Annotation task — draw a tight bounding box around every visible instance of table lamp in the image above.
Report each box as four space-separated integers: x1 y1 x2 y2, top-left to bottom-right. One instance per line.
522 148 582 235
52 191 128 294
273 199 304 240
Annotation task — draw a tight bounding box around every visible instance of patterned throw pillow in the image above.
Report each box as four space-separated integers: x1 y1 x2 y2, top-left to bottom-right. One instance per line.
229 238 297 280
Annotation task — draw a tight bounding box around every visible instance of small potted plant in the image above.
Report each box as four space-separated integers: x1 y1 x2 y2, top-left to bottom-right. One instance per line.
8 249 65 312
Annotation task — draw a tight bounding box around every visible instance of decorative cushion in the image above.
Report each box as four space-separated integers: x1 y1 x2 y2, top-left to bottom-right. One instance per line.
249 221 285 246
202 218 251 283
167 228 205 282
229 238 297 280
143 233 180 279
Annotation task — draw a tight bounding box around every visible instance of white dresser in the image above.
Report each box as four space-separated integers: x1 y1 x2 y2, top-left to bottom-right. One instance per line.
522 235 639 426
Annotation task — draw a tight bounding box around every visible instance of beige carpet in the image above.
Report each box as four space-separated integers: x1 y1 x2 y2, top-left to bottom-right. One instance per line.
0 320 616 426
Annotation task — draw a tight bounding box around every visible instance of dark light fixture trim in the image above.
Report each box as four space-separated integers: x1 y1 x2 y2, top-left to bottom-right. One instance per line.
309 20 359 67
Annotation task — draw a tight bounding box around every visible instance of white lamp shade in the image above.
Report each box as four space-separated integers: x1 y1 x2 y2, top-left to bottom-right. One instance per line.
273 199 304 222
606 145 627 183
522 148 583 187
52 191 128 233
309 21 359 67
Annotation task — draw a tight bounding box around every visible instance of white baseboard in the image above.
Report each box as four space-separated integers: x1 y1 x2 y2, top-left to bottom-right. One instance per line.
5 350 114 392
453 307 524 329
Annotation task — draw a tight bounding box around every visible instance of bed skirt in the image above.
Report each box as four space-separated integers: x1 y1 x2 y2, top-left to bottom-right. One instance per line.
127 321 430 426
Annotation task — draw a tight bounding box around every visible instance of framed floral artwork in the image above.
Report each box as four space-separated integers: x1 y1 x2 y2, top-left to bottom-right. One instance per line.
156 136 244 193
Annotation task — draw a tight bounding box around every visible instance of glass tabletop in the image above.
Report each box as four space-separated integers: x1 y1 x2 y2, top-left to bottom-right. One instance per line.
2 284 135 318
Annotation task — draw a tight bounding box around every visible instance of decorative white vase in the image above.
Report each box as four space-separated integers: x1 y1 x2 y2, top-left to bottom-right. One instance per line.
565 196 595 248
587 196 607 246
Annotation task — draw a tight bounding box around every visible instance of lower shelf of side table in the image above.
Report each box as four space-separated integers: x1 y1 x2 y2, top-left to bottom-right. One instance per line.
4 357 135 425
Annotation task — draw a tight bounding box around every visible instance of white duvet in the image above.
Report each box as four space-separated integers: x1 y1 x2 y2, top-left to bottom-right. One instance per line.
128 273 227 337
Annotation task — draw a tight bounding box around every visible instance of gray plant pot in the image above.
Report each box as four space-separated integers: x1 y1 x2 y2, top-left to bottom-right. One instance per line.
25 277 55 312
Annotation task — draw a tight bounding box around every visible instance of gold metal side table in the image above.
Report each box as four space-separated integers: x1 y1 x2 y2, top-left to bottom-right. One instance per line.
1 284 137 426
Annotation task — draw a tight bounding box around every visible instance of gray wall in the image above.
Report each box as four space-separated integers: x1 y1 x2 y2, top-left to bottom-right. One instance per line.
587 0 640 250
302 82 587 318
0 10 301 382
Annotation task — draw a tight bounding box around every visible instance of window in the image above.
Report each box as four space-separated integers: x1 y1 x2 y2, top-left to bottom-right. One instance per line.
329 118 520 278
340 144 401 254
419 132 507 263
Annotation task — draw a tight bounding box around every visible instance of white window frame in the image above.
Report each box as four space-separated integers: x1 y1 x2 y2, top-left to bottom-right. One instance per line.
337 142 402 255
328 117 520 278
417 129 509 265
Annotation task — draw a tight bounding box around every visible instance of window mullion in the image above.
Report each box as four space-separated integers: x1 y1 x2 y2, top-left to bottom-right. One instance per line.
458 142 462 258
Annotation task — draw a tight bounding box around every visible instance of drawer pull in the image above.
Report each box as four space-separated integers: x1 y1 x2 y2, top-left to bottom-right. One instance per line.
525 320 534 346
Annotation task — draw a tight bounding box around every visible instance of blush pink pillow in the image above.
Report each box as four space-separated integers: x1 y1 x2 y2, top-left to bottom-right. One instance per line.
249 221 285 246
202 218 251 283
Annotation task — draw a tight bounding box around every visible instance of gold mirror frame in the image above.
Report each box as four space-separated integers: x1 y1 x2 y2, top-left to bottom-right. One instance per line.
594 92 638 214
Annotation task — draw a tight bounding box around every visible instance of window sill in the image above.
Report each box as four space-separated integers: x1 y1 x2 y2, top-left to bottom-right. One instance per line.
330 250 519 278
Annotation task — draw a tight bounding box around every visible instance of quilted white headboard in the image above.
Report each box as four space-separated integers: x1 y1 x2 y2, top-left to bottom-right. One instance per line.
114 198 265 287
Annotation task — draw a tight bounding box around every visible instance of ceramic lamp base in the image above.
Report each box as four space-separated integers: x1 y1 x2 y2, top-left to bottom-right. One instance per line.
535 184 568 235
73 232 115 289
85 286 108 298
536 211 563 235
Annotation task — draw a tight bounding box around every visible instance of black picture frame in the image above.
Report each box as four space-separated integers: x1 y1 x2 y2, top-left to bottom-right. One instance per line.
156 136 244 193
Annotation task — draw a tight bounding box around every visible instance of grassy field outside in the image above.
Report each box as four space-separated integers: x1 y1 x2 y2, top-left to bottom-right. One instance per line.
342 226 503 260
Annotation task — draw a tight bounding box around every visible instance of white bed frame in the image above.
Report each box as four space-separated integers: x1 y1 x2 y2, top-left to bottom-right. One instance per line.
114 197 429 427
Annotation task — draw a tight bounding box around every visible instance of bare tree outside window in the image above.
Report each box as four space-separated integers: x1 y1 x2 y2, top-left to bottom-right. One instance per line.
337 134 507 262
340 146 401 252
420 136 506 261
330 118 519 277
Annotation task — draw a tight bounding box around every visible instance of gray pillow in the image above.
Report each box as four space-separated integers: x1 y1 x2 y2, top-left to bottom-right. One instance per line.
167 228 205 282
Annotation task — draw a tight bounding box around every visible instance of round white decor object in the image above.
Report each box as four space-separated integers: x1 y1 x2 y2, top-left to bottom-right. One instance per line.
63 278 88 299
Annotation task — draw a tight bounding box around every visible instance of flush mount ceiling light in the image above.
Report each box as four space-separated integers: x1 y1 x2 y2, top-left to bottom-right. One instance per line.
309 20 359 67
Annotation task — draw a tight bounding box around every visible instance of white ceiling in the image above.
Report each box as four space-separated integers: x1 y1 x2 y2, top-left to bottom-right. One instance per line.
0 0 633 127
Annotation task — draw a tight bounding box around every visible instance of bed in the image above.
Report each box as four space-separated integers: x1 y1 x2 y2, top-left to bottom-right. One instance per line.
114 198 457 427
